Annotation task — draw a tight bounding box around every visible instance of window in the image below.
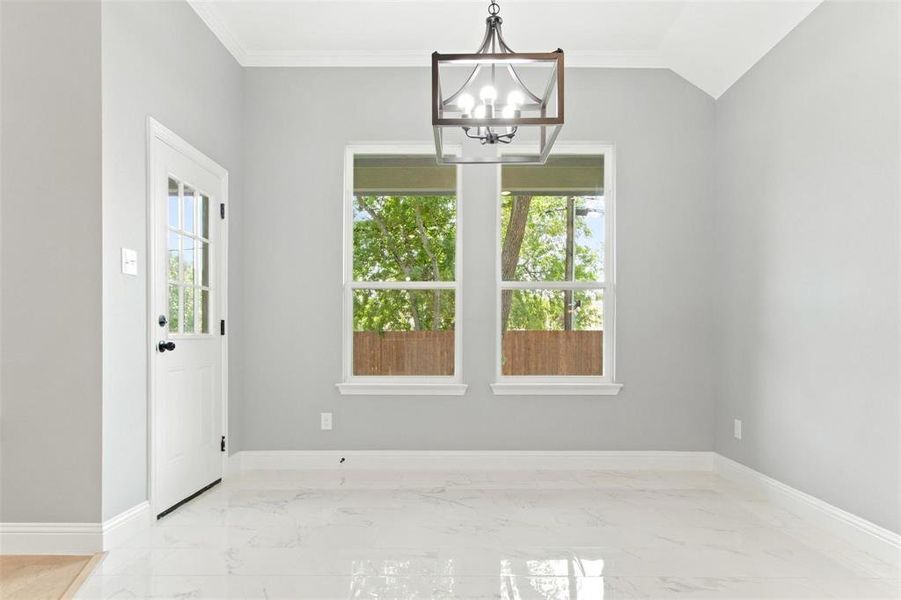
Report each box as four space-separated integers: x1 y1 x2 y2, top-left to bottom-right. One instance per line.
167 177 213 336
492 147 621 395
338 146 465 395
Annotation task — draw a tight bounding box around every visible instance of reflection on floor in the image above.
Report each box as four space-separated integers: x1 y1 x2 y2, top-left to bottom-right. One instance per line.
76 470 899 599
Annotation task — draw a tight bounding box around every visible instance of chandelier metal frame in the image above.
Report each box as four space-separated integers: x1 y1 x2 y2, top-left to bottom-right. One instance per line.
431 0 564 164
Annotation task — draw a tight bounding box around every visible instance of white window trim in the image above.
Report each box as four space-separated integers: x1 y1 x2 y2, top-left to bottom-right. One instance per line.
493 143 621 396
337 143 467 396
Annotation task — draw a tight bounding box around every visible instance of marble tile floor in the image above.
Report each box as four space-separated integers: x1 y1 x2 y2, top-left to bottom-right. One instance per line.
76 469 900 599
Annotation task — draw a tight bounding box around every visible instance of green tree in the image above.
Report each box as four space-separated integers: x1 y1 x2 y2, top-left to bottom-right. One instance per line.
500 195 604 331
353 195 456 332
352 193 603 333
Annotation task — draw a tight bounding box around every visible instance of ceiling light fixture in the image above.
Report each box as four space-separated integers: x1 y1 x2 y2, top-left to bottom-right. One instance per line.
432 0 564 164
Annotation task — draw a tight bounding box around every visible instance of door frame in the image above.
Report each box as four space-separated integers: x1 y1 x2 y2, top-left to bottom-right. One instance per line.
145 116 229 516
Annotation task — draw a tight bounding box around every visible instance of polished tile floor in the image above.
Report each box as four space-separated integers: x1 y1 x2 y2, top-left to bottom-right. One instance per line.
76 469 900 599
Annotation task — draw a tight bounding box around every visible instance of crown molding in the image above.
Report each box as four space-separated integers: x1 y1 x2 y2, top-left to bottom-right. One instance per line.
239 49 667 70
187 0 249 66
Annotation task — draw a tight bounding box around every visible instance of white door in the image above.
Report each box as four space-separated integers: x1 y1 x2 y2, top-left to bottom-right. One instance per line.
149 124 226 517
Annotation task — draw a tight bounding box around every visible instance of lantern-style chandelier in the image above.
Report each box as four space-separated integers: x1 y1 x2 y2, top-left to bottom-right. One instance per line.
432 0 564 164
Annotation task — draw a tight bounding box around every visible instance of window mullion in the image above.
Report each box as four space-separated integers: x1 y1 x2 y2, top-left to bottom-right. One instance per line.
349 280 457 290
499 281 606 290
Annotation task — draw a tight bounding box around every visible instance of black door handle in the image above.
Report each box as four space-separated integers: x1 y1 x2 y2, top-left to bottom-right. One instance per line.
158 341 176 353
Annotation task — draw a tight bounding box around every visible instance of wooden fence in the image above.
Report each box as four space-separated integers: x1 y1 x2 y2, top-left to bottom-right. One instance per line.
353 330 602 376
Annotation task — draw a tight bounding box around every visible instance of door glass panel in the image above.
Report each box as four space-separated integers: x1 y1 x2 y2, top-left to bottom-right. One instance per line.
168 178 180 229
200 195 210 239
182 237 195 285
183 185 195 234
184 286 195 334
167 232 180 283
168 285 181 333
199 289 210 334
197 242 209 287
165 176 213 337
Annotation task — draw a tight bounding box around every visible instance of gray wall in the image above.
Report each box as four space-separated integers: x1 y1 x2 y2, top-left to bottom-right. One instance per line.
0 1 103 522
714 1 900 533
100 0 244 520
240 68 717 451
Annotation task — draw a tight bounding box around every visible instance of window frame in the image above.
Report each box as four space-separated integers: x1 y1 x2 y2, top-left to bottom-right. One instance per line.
491 143 622 396
338 144 467 396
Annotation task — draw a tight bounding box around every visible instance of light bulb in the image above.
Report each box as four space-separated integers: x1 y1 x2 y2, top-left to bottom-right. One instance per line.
474 104 487 119
501 105 517 135
457 93 475 115
507 90 525 107
480 85 497 103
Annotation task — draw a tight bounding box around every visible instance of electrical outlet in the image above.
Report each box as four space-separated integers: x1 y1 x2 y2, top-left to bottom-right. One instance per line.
321 412 333 431
733 419 742 440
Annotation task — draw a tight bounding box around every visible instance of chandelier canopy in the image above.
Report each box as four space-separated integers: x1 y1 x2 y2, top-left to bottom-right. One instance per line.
432 0 564 164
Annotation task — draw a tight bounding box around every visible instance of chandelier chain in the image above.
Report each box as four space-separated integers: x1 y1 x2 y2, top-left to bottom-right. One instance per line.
488 0 500 16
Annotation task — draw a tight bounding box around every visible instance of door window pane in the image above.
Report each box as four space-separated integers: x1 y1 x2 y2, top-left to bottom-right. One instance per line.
182 237 195 285
352 289 455 376
168 285 181 334
199 289 210 334
183 185 195 234
168 178 180 229
197 242 209 287
183 286 195 334
501 288 603 376
168 232 180 283
200 195 210 239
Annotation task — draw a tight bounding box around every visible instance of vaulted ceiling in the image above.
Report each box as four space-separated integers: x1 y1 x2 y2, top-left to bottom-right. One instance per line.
188 0 821 98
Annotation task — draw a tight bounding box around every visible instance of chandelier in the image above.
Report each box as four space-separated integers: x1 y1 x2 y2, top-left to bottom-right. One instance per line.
432 0 564 164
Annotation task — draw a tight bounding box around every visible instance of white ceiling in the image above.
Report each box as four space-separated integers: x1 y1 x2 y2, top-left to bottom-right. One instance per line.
187 0 821 98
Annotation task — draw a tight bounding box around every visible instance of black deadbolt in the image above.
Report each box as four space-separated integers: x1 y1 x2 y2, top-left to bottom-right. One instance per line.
158 314 168 327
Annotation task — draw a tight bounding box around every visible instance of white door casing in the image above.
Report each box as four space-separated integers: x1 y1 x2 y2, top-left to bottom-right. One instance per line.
147 118 228 517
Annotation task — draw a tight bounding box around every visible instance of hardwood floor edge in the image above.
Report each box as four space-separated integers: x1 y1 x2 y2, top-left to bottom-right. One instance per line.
60 552 104 600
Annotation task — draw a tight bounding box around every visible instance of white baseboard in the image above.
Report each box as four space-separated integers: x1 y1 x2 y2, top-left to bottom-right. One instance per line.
715 454 901 566
230 450 716 472
102 501 150 551
0 501 151 555
0 522 102 555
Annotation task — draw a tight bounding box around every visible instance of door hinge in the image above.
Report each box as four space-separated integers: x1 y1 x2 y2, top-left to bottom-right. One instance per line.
220 203 225 219
221 435 226 452
220 319 226 336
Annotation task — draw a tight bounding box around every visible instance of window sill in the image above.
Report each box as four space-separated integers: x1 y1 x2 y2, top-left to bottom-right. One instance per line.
490 382 623 396
336 383 469 396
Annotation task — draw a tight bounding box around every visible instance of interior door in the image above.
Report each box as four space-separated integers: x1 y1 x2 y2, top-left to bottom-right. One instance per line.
151 135 225 517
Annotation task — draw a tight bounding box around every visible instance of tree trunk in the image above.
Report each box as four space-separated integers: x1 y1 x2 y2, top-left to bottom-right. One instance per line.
563 196 575 330
501 195 532 331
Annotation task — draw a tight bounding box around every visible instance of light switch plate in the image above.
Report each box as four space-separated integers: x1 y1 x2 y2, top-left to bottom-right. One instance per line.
321 412 333 431
733 419 742 440
121 248 138 276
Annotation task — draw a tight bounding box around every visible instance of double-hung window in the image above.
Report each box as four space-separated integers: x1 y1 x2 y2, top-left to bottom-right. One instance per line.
492 146 621 395
338 146 466 395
